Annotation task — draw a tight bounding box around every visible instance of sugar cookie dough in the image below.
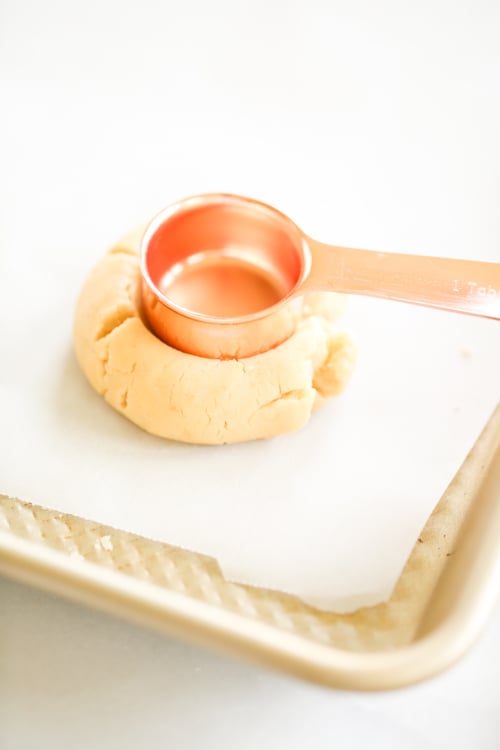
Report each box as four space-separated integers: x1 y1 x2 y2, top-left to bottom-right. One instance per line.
73 228 356 444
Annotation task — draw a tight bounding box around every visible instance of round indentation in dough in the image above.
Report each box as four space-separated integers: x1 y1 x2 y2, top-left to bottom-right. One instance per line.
73 229 356 444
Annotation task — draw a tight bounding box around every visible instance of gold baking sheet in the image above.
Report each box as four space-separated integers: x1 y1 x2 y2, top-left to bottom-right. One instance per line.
1 403 499 691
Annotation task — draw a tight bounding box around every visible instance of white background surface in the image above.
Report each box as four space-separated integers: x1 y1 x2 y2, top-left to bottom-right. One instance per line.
1 0 500 746
0 577 500 750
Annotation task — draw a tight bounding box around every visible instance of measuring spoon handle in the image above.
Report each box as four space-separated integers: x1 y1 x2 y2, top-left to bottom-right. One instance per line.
303 239 500 320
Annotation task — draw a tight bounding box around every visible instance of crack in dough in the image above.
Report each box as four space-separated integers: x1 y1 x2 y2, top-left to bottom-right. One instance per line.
95 307 136 341
73 232 357 444
120 388 129 409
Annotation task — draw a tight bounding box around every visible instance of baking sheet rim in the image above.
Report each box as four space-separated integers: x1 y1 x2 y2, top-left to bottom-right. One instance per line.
0 403 499 691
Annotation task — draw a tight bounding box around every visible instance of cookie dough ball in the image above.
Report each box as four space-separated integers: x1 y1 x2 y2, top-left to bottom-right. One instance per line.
73 230 356 444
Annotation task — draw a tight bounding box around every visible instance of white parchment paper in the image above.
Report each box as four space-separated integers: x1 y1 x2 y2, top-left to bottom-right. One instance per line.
1 0 499 610
1 242 498 610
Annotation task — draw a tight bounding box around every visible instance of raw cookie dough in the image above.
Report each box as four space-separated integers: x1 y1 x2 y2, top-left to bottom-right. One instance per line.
73 228 356 444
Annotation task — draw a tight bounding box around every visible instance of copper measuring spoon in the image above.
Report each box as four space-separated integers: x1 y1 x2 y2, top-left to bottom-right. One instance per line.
140 193 500 358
